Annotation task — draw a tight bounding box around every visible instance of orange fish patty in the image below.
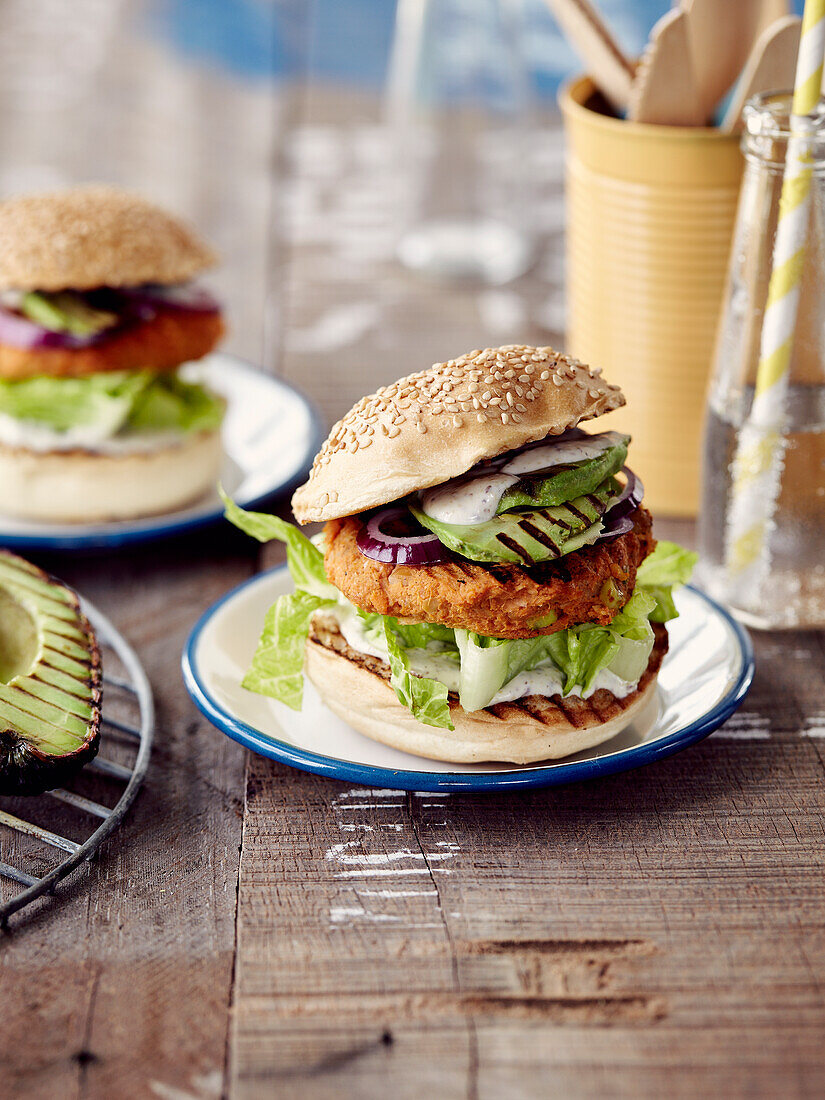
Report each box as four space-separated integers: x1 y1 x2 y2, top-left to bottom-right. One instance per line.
0 307 224 380
323 506 655 640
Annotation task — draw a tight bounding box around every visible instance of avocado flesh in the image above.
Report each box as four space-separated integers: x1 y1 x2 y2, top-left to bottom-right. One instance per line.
496 435 628 513
0 553 101 796
21 291 118 337
411 481 616 565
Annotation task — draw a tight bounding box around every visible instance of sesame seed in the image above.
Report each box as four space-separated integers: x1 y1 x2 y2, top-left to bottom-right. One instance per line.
540 370 551 380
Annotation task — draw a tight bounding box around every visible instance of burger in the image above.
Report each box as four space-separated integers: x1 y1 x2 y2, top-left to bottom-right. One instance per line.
0 185 226 522
224 345 696 764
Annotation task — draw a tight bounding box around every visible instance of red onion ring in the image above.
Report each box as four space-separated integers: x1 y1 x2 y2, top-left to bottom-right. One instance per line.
605 467 643 520
0 304 108 349
120 283 220 313
595 514 635 543
594 468 644 543
357 507 446 565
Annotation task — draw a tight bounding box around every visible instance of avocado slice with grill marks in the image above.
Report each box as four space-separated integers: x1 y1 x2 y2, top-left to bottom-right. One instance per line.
410 480 617 565
496 434 628 513
0 552 101 796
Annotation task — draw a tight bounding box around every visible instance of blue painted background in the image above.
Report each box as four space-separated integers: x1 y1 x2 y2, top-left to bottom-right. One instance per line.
146 1 807 95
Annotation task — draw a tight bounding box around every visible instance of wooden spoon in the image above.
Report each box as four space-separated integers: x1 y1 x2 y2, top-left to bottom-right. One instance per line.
628 8 705 126
684 0 791 125
721 14 802 133
543 0 636 114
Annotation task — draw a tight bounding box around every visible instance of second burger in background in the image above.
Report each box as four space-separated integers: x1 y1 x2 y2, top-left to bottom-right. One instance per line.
0 185 226 522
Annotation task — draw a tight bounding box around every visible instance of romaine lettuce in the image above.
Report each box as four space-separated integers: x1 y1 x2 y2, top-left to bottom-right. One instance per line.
0 370 224 437
221 490 334 600
383 621 454 730
242 590 335 709
636 540 698 622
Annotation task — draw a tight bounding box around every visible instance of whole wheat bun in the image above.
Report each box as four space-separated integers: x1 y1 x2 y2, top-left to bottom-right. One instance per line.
0 185 217 292
305 616 666 765
0 429 222 522
292 345 624 524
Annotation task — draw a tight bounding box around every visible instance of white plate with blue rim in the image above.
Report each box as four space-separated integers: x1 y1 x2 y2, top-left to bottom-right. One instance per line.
182 566 755 792
0 353 324 550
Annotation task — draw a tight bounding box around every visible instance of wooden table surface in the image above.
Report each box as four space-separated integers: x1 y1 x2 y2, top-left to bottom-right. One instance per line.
1 10 824 1098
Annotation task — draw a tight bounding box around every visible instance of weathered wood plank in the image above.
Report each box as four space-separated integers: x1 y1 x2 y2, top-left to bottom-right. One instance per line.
229 693 825 1098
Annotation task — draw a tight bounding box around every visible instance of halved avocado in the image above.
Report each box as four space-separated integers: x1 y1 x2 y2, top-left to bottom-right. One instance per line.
0 552 102 796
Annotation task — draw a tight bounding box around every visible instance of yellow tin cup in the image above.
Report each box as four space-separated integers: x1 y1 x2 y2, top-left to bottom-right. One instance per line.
559 76 743 516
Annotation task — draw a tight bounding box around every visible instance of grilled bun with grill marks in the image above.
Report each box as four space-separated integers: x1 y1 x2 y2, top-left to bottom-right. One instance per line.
306 615 666 764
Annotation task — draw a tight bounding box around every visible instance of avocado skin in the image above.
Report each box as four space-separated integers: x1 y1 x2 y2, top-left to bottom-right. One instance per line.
0 720 100 796
0 554 102 797
496 435 628 513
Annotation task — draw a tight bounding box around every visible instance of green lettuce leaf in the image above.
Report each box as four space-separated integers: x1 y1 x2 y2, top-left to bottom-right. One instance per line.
546 589 657 694
452 630 550 712
383 621 454 730
242 590 335 709
636 540 698 623
221 490 334 600
126 372 224 433
0 370 224 436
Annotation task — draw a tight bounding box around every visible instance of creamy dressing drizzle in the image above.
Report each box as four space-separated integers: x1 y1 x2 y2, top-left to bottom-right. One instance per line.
0 412 188 455
332 605 637 707
419 430 623 526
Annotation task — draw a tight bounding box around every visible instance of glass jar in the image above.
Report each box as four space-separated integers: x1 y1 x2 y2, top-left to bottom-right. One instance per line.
697 92 825 629
386 0 533 285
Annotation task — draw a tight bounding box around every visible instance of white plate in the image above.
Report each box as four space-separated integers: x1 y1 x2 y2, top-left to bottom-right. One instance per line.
0 353 324 550
182 567 755 792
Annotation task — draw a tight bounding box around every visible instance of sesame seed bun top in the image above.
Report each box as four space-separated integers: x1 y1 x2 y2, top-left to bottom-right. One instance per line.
291 345 625 524
0 185 218 291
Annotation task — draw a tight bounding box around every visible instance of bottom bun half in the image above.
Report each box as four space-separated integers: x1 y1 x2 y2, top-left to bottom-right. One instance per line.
0 430 222 523
305 617 668 765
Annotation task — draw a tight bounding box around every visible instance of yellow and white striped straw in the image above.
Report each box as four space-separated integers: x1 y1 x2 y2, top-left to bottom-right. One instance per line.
724 0 825 603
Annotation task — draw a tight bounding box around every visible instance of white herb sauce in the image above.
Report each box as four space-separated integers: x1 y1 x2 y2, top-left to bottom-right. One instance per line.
419 431 622 526
0 412 188 455
333 606 637 707
420 472 518 525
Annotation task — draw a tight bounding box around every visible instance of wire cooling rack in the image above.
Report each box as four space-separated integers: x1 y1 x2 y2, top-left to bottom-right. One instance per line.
0 600 153 928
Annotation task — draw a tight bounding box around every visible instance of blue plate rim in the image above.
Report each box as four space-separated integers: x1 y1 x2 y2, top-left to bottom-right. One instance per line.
0 354 325 551
181 566 756 792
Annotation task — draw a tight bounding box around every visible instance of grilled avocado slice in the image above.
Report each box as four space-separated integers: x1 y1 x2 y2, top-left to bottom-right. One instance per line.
0 552 101 796
495 434 628 513
411 481 616 565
